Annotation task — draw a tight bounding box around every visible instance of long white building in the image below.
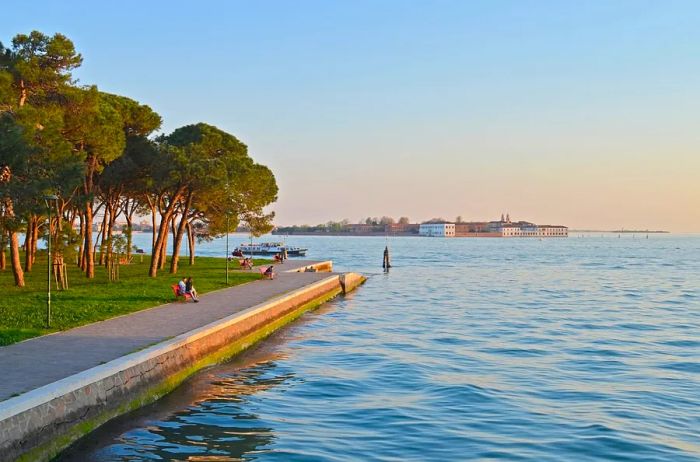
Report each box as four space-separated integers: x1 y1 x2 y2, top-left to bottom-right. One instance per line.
419 223 456 237
497 224 568 237
490 215 567 237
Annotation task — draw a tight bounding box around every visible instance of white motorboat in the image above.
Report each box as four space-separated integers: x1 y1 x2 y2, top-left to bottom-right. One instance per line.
233 242 308 257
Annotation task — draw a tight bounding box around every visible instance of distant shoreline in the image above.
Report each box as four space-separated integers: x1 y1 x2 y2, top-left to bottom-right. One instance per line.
272 230 671 237
270 232 566 238
569 230 669 234
272 231 419 237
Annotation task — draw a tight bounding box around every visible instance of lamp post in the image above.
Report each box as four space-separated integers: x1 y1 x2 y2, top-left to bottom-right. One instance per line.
225 211 230 285
44 194 58 328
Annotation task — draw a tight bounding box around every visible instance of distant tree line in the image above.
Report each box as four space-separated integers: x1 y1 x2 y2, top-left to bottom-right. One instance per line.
274 216 418 235
359 216 410 226
0 31 277 287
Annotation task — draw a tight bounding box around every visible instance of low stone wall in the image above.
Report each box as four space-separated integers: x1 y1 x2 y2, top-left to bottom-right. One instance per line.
0 272 363 462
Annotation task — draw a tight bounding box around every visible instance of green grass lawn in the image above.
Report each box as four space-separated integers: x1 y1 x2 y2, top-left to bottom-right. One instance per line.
0 253 272 346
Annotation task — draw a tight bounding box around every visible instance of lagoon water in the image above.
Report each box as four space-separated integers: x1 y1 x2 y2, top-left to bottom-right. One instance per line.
59 234 700 461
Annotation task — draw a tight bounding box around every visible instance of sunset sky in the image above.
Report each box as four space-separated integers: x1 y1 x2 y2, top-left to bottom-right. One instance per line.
5 1 700 231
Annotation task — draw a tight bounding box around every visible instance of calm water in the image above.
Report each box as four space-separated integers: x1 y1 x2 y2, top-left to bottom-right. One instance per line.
59 234 700 461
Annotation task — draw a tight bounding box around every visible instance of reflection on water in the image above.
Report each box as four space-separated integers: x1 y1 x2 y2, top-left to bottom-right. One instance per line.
59 235 700 461
60 347 293 461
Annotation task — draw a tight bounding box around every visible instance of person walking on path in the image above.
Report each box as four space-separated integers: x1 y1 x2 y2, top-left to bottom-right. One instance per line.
185 276 200 302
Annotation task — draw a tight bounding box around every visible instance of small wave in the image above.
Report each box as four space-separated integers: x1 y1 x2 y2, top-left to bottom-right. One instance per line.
481 347 549 357
659 339 700 348
658 362 700 374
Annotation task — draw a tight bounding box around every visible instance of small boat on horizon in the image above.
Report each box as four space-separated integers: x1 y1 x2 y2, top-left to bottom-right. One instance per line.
234 242 308 257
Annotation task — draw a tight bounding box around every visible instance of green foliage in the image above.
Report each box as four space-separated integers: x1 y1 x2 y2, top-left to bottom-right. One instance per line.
4 31 82 106
1 30 279 285
62 86 126 170
0 115 39 229
161 123 279 238
100 92 162 136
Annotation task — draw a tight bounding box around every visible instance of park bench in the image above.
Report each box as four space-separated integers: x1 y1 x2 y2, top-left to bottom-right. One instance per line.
259 266 275 280
171 284 193 302
239 259 253 270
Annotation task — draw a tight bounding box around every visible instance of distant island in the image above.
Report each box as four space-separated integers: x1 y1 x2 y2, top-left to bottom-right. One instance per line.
274 214 568 238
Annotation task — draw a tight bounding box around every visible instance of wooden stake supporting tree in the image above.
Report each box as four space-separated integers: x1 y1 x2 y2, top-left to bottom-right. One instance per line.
107 234 127 282
48 225 78 291
53 260 67 290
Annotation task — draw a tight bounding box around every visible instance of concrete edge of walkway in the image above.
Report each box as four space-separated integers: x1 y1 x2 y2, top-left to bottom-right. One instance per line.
282 260 333 273
0 274 339 421
0 270 366 462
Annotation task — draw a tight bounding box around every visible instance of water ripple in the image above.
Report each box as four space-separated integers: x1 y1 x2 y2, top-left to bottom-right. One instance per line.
59 235 700 461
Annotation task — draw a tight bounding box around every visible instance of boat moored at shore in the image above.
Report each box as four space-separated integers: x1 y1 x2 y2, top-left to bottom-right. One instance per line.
233 242 308 256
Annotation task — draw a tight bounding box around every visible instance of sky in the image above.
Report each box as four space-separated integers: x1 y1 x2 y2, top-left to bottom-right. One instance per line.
4 0 700 231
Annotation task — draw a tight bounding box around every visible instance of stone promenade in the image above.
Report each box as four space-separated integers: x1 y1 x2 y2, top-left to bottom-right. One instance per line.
0 261 329 402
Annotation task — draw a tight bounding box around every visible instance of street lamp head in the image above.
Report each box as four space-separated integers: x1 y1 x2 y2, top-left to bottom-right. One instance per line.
44 194 58 209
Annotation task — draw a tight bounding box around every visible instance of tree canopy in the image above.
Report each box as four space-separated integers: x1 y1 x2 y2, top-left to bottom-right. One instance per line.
0 30 278 286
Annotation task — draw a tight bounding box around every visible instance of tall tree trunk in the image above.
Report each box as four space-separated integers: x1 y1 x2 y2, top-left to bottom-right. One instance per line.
22 220 30 253
150 207 157 256
148 188 184 277
2 191 24 286
170 193 192 274
150 214 170 277
187 221 195 265
146 195 158 258
31 218 39 264
93 218 104 266
84 202 95 278
18 79 27 107
24 216 35 272
83 155 97 279
160 220 169 270
98 206 109 266
170 212 178 256
105 198 119 267
0 230 7 270
159 212 174 271
78 213 85 268
124 202 134 260
125 224 133 260
9 230 24 287
68 207 78 231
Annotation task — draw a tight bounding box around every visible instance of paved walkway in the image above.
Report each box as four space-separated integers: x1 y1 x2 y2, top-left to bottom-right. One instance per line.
0 261 331 402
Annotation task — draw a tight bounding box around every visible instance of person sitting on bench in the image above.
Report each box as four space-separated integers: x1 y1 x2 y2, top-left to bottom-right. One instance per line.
263 265 275 279
177 277 187 297
185 276 200 303
240 257 253 270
